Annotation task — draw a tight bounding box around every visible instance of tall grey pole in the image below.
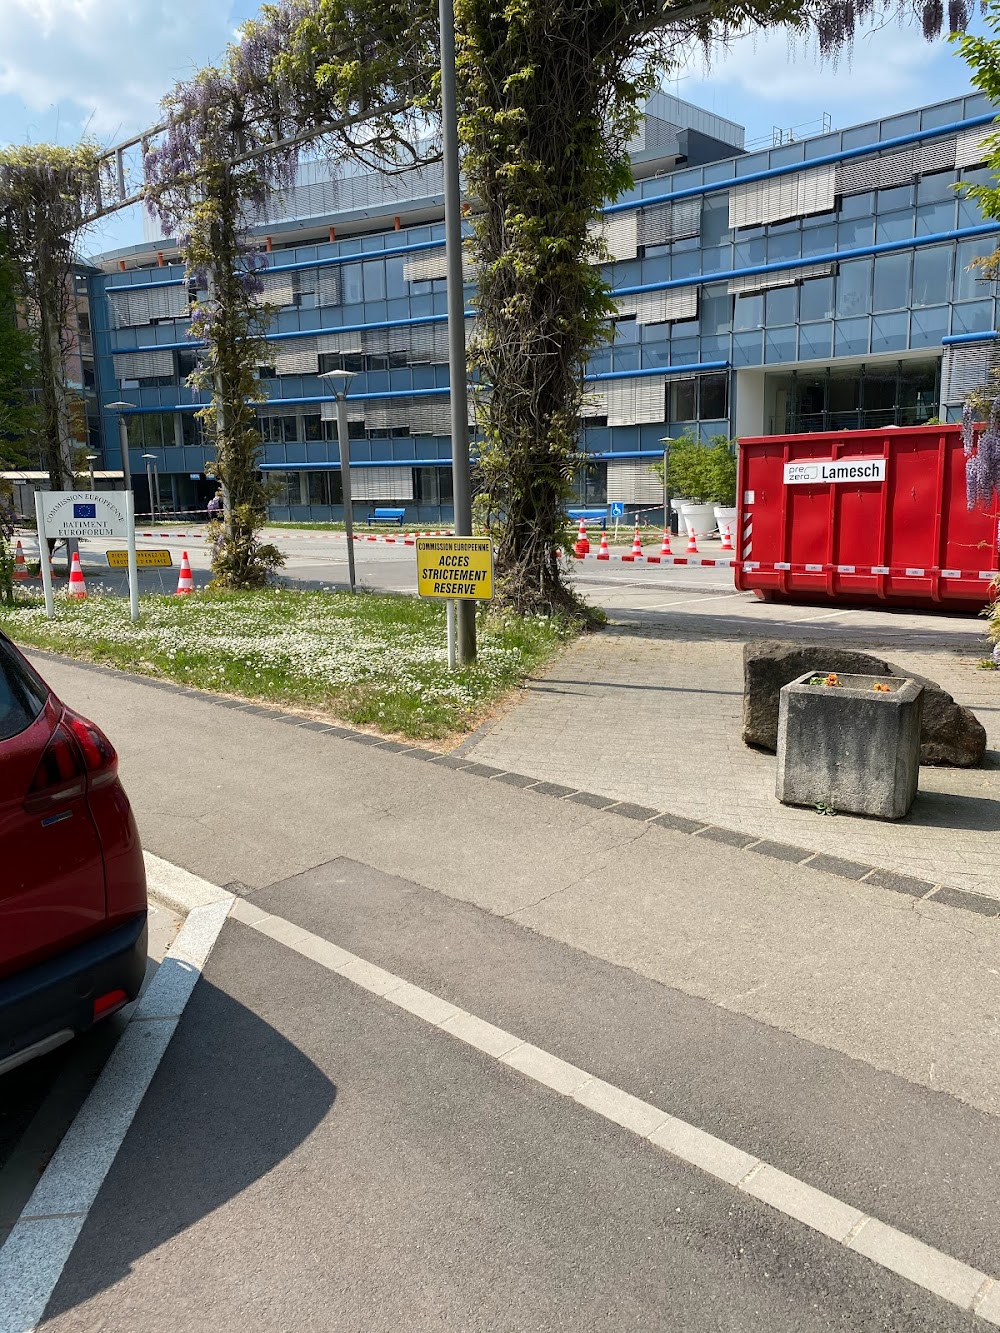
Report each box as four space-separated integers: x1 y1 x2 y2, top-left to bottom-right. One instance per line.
438 0 476 664
662 444 670 535
334 392 357 594
117 416 132 491
145 460 156 521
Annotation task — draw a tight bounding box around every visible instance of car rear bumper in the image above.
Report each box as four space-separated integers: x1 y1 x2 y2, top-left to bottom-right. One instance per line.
0 912 148 1075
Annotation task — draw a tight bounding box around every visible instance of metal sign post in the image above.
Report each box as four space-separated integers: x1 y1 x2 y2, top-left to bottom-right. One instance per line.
125 490 139 622
447 600 456 671
34 491 54 620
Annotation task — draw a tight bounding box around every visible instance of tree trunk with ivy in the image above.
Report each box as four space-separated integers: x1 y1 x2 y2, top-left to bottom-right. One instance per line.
458 0 661 617
186 166 284 588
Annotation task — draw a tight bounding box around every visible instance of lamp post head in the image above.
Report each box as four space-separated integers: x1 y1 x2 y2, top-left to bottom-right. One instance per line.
107 401 135 412
141 453 157 461
85 453 99 462
318 369 355 398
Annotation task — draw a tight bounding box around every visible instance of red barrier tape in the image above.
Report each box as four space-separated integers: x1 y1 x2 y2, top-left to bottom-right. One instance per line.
569 552 998 580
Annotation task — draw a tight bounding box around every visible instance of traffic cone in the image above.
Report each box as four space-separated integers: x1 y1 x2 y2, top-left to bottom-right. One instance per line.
573 517 590 557
67 551 87 599
12 540 28 580
686 526 699 555
659 529 672 556
719 521 735 554
175 551 195 595
631 526 643 557
597 530 610 560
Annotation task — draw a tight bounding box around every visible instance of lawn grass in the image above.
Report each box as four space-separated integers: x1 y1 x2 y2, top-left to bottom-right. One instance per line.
0 588 578 741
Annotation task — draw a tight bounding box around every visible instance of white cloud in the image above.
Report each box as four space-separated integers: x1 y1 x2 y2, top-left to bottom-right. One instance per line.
674 20 972 140
0 0 238 143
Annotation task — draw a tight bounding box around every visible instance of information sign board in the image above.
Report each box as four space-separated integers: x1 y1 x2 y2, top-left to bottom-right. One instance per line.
40 491 128 539
416 537 494 600
107 549 172 569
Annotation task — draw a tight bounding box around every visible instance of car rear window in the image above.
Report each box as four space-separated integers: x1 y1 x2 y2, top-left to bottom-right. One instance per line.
0 637 48 741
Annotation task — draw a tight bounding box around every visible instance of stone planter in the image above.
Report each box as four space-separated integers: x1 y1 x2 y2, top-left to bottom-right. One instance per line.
776 672 924 819
680 502 716 540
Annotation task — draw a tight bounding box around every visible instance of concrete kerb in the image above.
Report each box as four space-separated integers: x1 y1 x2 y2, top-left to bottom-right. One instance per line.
25 649 1000 926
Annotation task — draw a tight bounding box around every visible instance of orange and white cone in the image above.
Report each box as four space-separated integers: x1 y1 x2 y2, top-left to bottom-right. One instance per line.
686 526 699 555
659 529 672 556
597 530 610 560
573 517 590 557
719 521 735 554
12 540 28 580
630 526 643 557
67 551 87 599
175 551 195 595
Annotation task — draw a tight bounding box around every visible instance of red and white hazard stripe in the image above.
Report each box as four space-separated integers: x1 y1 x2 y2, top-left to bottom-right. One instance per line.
567 552 997 580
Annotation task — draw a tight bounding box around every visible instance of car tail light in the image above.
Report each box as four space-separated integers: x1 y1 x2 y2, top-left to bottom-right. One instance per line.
25 708 118 813
93 988 128 1020
63 709 118 790
25 722 87 812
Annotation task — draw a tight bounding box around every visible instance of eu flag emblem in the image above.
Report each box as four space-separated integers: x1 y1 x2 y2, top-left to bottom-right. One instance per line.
73 503 97 519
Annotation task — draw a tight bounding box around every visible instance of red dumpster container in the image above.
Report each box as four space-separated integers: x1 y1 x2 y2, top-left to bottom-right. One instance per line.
734 425 1000 611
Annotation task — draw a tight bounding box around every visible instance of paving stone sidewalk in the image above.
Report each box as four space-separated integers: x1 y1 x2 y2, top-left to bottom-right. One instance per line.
465 621 1000 899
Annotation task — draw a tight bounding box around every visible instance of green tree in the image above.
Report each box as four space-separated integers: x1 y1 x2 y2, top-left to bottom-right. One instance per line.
0 144 102 493
650 434 737 505
0 239 38 460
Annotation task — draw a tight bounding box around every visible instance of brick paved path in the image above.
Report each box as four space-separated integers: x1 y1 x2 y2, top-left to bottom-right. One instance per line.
466 613 999 898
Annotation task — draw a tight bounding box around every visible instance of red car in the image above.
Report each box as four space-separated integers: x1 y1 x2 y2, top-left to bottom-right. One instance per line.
0 632 147 1076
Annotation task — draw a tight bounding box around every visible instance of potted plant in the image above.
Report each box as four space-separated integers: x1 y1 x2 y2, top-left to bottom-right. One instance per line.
652 435 737 539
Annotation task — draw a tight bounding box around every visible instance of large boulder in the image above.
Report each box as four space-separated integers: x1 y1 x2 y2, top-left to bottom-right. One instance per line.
742 641 988 768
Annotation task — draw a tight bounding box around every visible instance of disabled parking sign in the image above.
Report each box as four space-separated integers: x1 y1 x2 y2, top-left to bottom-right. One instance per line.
610 502 625 519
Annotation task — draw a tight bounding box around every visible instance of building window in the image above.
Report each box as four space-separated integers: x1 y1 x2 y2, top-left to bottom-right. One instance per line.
177 348 200 380
669 377 696 422
836 259 872 318
912 245 951 307
414 466 454 506
872 252 910 313
699 374 728 421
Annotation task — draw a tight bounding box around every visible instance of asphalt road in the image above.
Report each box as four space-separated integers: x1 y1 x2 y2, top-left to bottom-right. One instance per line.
0 900 180 1246
4 657 1000 1329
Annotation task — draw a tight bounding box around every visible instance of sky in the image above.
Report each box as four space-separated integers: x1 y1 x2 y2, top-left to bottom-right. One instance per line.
0 0 989 256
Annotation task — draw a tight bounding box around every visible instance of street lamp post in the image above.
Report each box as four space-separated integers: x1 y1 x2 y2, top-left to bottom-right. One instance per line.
85 453 98 491
106 402 134 492
438 0 476 664
142 454 157 522
318 369 357 594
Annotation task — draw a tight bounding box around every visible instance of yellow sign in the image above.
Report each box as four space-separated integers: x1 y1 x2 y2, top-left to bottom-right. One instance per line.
416 536 493 600
106 549 173 569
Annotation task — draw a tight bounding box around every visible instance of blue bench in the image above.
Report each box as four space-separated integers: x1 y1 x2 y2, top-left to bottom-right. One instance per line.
567 508 608 528
367 507 406 525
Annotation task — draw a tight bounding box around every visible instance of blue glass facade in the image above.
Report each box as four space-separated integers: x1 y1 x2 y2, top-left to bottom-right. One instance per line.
88 90 1000 521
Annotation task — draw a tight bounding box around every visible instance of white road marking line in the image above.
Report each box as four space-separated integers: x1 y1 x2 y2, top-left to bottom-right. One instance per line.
627 591 748 611
235 902 1000 1326
0 868 233 1333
